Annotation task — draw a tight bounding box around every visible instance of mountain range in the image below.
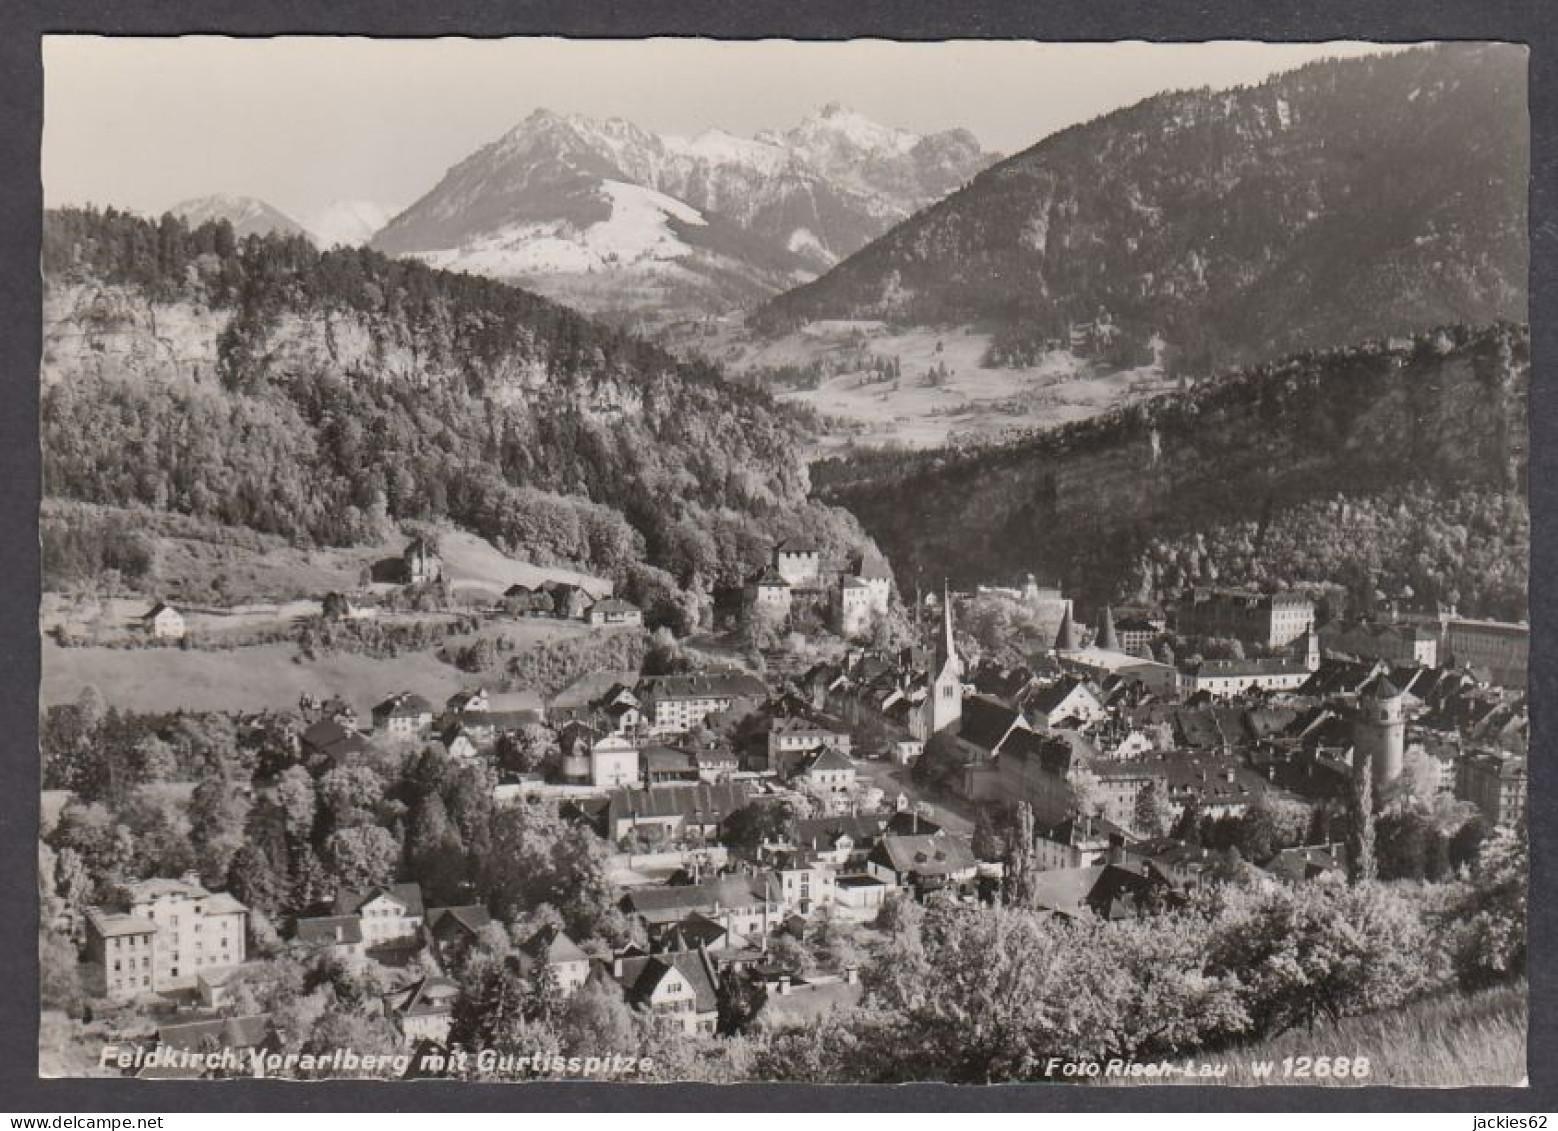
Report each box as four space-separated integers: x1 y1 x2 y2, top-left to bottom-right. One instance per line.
171 194 399 249
368 105 998 323
754 44 1529 374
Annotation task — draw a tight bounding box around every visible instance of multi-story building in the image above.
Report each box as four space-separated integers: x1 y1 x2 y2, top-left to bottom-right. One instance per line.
1176 588 1314 649
85 875 248 1000
333 883 424 949
372 691 435 737
1321 619 1439 667
638 672 767 735
1445 618 1529 689
1457 750 1528 827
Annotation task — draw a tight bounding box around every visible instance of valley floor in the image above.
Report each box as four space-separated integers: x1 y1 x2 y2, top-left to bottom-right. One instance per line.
667 319 1176 453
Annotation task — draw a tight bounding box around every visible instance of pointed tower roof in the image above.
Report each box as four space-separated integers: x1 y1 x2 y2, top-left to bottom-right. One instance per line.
1097 605 1119 651
1056 605 1081 652
936 581 958 673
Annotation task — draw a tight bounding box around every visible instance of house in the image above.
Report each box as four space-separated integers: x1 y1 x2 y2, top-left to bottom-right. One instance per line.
424 905 491 967
381 976 460 1045
334 883 425 948
612 949 721 1036
590 732 641 789
1263 843 1349 885
767 716 853 776
621 874 782 943
587 598 644 627
1445 618 1529 689
372 692 435 737
760 847 838 915
866 831 978 898
85 874 248 1000
1026 678 1107 729
791 814 889 872
693 746 740 782
142 601 186 641
403 538 442 584
1027 862 1163 920
1457 750 1528 826
516 926 592 995
606 782 753 845
1176 655 1313 699
795 746 857 798
293 914 367 962
638 672 769 735
147 1014 279 1079
1175 588 1314 649
643 746 700 786
1033 815 1135 871
299 718 374 764
441 727 479 760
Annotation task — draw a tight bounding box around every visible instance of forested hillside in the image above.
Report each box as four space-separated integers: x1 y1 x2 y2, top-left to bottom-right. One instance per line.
40 208 868 603
812 325 1528 619
756 45 1527 374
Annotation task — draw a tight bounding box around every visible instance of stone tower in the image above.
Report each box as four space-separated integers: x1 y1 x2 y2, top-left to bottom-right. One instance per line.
1354 671 1405 791
927 581 963 736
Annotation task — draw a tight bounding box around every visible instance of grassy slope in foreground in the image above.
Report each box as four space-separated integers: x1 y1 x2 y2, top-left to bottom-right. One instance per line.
1104 981 1527 1087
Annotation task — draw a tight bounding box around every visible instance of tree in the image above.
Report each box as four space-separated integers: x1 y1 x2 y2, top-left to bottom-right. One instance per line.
1169 796 1203 846
1132 781 1171 839
496 723 559 777
39 927 83 1016
274 766 317 845
560 972 639 1057
1346 757 1377 884
1447 825 1526 988
228 843 286 917
1234 802 1278 864
722 800 792 851
406 791 467 905
321 826 400 890
188 775 252 884
316 766 386 833
911 732 965 793
1001 802 1039 908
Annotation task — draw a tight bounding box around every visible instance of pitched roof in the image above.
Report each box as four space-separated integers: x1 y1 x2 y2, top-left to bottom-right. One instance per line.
800 746 855 774
607 782 752 827
518 925 590 968
869 832 976 877
382 976 460 1018
956 694 1028 752
334 882 424 918
639 672 769 702
1028 677 1100 717
158 1014 275 1052
295 915 364 945
616 950 720 1013
622 875 775 919
426 905 491 939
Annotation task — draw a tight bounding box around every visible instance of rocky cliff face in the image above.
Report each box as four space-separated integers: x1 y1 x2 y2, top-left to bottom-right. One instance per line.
757 45 1528 374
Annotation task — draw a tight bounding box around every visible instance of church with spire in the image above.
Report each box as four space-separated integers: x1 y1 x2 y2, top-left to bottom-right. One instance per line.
923 582 964 738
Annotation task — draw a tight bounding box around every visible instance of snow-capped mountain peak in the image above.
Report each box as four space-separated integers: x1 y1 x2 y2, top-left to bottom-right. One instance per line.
304 199 400 248
170 194 309 240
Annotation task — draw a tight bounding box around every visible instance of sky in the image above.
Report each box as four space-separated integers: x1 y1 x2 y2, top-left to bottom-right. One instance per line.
43 37 1402 224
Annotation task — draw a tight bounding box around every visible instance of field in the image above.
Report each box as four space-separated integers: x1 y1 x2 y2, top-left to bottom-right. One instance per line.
1103 981 1528 1088
666 319 1176 453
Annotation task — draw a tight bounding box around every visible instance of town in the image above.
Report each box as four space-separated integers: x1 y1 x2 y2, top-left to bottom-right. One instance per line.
38 531 1529 1080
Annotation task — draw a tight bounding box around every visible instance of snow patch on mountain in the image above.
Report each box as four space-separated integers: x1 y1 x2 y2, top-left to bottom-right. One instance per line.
305 199 400 248
413 180 710 277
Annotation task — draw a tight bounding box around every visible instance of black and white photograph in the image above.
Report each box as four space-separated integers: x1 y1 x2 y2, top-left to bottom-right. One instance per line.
32 33 1531 1091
